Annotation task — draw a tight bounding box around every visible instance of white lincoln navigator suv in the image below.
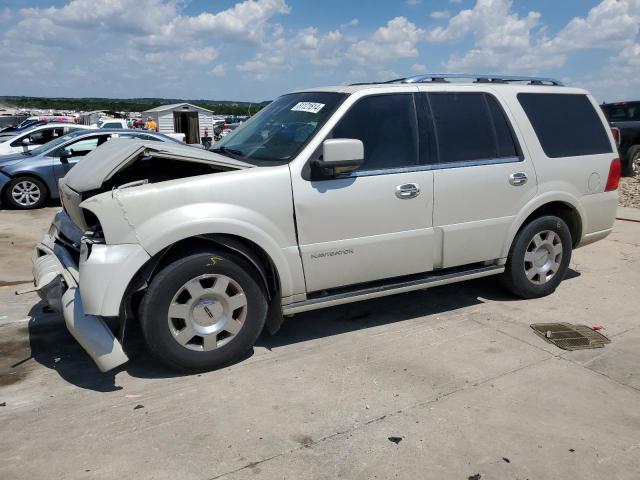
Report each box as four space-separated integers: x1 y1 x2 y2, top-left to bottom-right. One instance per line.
31 74 620 372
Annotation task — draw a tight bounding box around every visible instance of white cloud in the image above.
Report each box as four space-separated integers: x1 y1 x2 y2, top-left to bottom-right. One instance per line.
430 10 451 20
210 64 227 77
348 17 425 64
548 0 640 51
426 0 561 72
377 69 399 81
0 0 292 95
293 27 345 66
581 41 640 102
237 52 290 80
183 47 219 64
341 18 359 28
175 0 290 43
411 63 428 73
431 0 640 76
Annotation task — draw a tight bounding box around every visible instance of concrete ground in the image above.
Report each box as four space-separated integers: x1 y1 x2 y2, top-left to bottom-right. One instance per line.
1 206 639 480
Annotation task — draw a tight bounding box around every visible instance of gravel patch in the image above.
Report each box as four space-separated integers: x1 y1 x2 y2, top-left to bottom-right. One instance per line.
619 176 640 209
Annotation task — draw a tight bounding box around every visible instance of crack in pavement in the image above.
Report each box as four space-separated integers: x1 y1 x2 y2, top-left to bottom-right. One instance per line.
206 355 553 480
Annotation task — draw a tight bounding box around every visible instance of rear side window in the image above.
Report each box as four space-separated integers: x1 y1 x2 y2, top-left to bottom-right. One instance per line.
427 93 519 164
332 94 418 171
486 95 518 158
518 93 612 158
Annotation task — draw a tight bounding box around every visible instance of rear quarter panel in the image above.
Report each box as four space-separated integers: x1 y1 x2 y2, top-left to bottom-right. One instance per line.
499 87 618 247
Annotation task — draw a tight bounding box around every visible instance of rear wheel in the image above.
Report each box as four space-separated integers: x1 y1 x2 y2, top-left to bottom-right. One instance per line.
5 176 48 209
502 215 572 299
139 251 268 372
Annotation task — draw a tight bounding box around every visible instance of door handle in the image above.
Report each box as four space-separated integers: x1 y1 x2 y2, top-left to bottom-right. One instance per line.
509 172 528 186
395 183 420 199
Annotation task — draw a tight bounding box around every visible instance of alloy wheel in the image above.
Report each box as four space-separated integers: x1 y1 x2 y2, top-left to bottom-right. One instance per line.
523 230 563 285
167 274 248 351
11 180 41 207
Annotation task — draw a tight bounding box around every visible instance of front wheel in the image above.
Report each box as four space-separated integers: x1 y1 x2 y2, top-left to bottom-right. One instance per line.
502 215 572 299
5 176 48 209
139 251 268 372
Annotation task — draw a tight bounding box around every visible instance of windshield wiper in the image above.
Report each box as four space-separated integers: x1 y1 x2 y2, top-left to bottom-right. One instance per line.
211 146 244 159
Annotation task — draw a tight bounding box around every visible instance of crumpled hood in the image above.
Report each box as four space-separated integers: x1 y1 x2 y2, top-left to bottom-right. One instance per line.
0 152 29 169
62 138 253 193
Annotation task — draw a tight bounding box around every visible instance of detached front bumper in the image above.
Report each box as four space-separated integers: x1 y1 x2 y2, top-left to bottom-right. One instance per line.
32 231 129 372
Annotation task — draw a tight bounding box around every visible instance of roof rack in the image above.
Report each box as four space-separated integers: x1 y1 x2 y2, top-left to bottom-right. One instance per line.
384 73 563 86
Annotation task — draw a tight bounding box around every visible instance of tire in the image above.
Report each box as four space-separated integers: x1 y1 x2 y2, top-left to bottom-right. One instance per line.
502 215 572 299
139 251 268 372
4 176 48 209
624 145 640 177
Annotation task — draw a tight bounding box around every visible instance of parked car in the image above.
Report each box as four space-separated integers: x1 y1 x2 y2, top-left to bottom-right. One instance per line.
97 118 128 129
601 101 640 176
0 118 45 134
30 74 619 373
0 129 181 209
0 123 94 156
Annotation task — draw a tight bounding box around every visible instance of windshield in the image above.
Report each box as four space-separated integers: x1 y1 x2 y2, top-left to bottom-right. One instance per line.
213 92 346 164
30 130 87 156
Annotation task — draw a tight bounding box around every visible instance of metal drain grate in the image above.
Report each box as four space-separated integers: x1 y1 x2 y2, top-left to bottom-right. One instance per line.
530 323 611 351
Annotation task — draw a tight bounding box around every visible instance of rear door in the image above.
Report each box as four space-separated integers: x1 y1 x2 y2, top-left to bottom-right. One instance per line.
419 89 537 268
291 92 436 292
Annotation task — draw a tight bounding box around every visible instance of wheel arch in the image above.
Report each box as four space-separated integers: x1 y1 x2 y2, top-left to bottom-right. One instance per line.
1 172 51 206
122 233 287 337
503 194 584 258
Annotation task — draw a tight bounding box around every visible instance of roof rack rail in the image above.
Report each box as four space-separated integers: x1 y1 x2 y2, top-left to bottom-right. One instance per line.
383 73 564 86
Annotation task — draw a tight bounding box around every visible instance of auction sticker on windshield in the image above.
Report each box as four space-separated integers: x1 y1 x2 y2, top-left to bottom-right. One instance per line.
291 102 325 114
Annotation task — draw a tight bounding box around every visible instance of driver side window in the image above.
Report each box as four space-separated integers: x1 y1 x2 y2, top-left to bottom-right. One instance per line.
54 135 109 158
330 94 419 172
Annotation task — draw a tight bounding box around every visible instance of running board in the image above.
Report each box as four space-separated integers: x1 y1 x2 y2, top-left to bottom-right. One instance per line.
282 265 504 315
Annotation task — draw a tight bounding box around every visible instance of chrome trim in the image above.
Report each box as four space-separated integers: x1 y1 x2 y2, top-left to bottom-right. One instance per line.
395 183 420 199
509 172 528 186
341 156 522 178
392 73 563 86
282 265 504 315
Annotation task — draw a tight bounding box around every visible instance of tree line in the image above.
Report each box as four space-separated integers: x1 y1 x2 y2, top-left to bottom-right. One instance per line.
0 97 267 116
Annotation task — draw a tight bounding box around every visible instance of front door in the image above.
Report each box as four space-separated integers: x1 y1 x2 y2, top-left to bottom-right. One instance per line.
420 90 537 268
291 93 435 293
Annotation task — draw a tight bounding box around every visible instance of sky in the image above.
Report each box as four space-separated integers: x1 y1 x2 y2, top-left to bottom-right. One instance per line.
1 0 639 103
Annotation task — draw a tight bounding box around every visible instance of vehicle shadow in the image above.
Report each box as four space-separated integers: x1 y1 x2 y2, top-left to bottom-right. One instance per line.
21 269 580 391
256 270 579 349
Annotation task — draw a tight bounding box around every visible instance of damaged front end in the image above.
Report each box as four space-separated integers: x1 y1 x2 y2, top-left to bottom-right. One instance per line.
32 212 130 372
30 140 251 371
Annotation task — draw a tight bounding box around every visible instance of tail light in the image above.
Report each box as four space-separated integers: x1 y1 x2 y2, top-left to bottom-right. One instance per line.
605 158 621 191
611 127 620 146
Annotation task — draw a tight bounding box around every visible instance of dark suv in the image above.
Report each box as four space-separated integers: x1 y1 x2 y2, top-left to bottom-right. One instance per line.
601 101 640 176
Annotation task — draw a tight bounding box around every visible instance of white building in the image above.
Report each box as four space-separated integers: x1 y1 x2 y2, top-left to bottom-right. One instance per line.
143 103 214 145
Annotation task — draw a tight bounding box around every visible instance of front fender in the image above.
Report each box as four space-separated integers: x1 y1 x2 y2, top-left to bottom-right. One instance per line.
500 191 585 258
133 203 304 298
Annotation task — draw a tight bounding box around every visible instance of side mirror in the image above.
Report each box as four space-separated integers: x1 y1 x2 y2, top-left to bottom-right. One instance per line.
22 137 30 146
314 139 364 177
59 148 74 163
